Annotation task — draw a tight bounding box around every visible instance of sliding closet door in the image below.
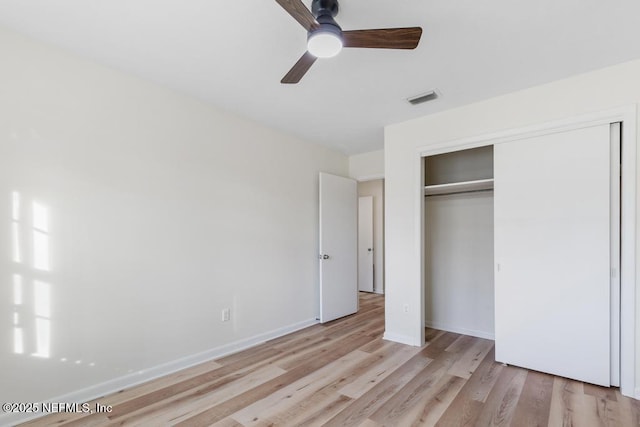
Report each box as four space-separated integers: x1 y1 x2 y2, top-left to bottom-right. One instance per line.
494 124 612 386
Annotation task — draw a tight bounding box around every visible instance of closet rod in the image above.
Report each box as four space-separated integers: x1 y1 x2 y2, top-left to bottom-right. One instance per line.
424 178 494 197
425 188 494 197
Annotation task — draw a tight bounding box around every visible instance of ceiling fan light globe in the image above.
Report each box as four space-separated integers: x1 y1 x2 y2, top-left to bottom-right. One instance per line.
307 32 343 58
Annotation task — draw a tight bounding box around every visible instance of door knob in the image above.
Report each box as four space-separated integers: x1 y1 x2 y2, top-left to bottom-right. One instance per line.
319 254 330 260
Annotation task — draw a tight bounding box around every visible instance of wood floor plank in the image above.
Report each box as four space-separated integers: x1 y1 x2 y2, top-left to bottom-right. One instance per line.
548 377 589 426
396 374 466 426
105 348 283 419
579 393 618 426
421 331 462 359
510 370 554 427
444 334 476 354
230 349 370 425
584 381 619 402
323 353 433 426
266 336 334 370
435 396 484 427
262 344 415 426
262 324 325 347
111 365 287 425
616 390 640 426
432 347 503 426
19 402 107 427
359 336 392 354
425 327 445 343
465 348 504 403
474 364 528 426
283 394 353 426
268 343 406 426
46 414 111 427
592 396 628 427
338 343 421 399
447 337 493 380
368 338 469 426
370 337 486 425
214 342 284 366
356 419 382 427
209 417 245 427
275 329 372 371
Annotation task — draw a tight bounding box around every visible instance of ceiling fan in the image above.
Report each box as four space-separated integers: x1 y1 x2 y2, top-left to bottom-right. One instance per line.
276 0 423 84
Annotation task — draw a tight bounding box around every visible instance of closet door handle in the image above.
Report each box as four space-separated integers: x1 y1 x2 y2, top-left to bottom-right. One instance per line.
319 254 330 260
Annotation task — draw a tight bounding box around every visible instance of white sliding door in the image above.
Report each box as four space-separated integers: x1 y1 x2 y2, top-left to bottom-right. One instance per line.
494 124 614 386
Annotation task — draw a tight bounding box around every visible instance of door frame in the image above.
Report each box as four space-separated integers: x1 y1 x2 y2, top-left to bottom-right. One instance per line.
415 105 637 397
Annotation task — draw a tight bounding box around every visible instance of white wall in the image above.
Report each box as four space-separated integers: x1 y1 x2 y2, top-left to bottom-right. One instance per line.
425 192 494 338
0 24 347 419
384 59 640 390
349 150 384 181
357 180 384 294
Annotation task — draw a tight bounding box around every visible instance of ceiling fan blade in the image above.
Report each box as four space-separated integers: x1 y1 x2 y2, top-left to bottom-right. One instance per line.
275 0 319 31
343 27 423 49
281 51 318 84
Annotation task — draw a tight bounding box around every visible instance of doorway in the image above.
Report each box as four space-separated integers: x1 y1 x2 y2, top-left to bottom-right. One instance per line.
357 179 384 294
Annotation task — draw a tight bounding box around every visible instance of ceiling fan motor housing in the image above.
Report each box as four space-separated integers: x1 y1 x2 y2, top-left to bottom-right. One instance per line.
312 0 339 18
309 0 342 42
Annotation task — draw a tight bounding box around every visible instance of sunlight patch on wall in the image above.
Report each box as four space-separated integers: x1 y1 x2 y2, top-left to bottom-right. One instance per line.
13 274 23 305
11 223 21 263
11 192 22 263
10 192 53 359
13 326 24 355
34 317 51 359
33 201 50 271
32 202 49 232
33 231 50 271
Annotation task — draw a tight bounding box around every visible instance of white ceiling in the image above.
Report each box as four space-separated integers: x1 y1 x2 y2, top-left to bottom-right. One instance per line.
1 0 640 155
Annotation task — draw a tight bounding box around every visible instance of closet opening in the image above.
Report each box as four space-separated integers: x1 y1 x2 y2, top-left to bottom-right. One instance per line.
423 145 495 340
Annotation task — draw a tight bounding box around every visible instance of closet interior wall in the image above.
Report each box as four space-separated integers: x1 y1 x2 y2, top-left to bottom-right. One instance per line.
424 145 495 339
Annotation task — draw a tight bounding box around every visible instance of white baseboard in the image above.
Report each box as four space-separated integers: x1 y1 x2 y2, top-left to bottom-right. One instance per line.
425 321 495 340
382 332 421 347
0 318 319 426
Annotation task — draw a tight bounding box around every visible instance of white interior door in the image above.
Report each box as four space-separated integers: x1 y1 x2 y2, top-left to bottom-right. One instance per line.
319 172 358 323
494 124 613 386
358 196 374 292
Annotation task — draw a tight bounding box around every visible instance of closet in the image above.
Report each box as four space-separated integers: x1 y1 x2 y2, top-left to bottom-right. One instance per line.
423 122 621 388
424 145 495 339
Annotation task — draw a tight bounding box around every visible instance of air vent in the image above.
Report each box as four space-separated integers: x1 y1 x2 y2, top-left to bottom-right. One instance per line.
407 90 438 105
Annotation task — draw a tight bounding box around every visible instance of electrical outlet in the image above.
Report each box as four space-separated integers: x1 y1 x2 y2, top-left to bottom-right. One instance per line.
222 308 230 322
403 304 409 313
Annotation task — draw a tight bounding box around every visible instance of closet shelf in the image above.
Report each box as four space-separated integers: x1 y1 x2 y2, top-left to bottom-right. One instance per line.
424 178 494 196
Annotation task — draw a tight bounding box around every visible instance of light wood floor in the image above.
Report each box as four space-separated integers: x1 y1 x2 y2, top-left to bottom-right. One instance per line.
23 292 640 426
